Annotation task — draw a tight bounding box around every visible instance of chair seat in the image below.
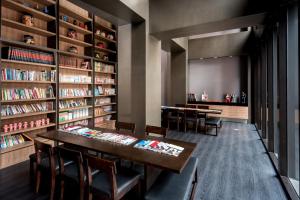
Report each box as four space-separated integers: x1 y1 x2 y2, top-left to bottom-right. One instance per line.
91 168 140 198
185 117 198 122
205 118 221 126
168 116 182 120
145 157 198 200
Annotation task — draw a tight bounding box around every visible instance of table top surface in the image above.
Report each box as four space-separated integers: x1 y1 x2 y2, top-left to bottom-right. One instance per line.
37 129 197 173
161 105 222 114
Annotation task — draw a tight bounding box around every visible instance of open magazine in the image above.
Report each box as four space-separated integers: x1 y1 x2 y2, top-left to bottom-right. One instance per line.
60 126 137 145
134 140 184 157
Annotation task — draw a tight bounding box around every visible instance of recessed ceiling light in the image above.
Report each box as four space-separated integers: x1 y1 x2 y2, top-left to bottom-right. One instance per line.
214 57 218 59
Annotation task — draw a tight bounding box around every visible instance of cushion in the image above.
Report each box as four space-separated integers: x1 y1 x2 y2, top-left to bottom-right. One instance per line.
91 168 140 198
205 118 221 126
145 157 198 200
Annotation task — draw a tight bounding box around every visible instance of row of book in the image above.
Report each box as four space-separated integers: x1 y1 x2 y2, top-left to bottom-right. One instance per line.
59 120 88 130
95 98 111 105
95 115 112 124
2 47 55 65
0 135 26 149
95 106 113 116
2 86 55 101
59 89 92 97
59 55 91 69
95 62 114 73
59 108 89 122
60 74 92 83
59 99 87 109
1 102 54 117
94 86 116 96
134 140 184 157
95 77 115 84
2 68 56 82
60 126 137 145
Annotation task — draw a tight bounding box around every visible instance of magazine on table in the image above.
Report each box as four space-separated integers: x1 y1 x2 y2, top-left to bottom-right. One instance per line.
59 126 137 145
134 140 184 157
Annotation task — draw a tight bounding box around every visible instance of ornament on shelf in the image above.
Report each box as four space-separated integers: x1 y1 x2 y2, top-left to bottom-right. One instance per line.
201 91 208 101
68 46 78 54
22 14 34 27
100 31 106 37
97 42 105 49
107 34 114 40
24 35 35 44
95 53 101 58
30 121 35 128
67 29 77 39
79 22 85 29
18 122 23 130
241 92 247 104
3 125 9 133
73 20 78 26
102 55 109 61
24 122 28 129
61 15 68 22
42 6 49 14
225 94 231 103
81 61 89 69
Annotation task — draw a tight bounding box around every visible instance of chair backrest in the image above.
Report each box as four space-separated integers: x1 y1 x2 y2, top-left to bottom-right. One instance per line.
175 104 186 108
185 105 198 118
145 125 167 138
115 121 136 134
34 140 55 170
85 155 117 199
57 146 84 185
198 105 209 109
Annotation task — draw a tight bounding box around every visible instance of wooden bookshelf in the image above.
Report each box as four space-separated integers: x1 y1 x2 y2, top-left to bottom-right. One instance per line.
0 123 56 136
0 0 118 169
59 20 92 34
2 18 56 37
1 111 56 120
2 0 56 21
0 0 58 168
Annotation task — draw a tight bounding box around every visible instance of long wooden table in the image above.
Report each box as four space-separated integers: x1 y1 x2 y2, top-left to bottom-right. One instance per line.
161 105 222 114
37 129 196 190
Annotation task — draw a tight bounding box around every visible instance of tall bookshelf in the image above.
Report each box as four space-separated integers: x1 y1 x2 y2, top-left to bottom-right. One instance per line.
0 0 118 169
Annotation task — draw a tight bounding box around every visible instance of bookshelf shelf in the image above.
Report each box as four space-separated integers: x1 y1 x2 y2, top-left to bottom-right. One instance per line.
94 34 117 43
94 71 116 75
1 80 56 84
59 20 92 34
59 35 93 47
0 141 34 154
95 46 117 54
35 0 57 6
2 0 56 21
95 111 116 118
59 82 92 85
94 58 116 64
1 111 56 120
1 38 56 52
2 18 56 37
60 6 92 22
1 98 56 103
59 116 93 125
58 50 92 59
1 59 56 68
0 123 56 137
94 22 116 33
59 96 93 100
95 103 116 107
59 66 92 72
95 83 116 86
95 94 116 97
59 106 92 112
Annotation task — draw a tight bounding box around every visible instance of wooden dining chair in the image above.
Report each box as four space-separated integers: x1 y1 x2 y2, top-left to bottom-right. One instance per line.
85 155 141 200
57 146 85 200
145 125 168 138
167 108 183 131
197 105 209 131
34 140 56 200
184 105 199 133
115 121 136 134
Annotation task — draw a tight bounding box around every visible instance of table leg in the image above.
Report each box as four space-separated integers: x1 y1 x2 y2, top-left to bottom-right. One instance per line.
144 165 162 191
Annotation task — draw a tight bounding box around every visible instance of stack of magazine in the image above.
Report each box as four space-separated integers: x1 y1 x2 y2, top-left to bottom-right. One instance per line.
134 140 184 157
60 126 137 145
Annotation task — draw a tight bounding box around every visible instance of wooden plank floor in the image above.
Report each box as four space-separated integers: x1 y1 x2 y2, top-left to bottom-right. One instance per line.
168 122 287 200
0 122 287 200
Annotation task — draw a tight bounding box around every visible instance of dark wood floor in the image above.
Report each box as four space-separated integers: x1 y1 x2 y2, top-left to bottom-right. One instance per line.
0 122 287 200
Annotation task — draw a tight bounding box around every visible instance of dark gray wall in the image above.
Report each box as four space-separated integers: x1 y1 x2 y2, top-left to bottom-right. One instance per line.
149 0 269 39
188 56 248 101
188 31 251 59
161 50 171 106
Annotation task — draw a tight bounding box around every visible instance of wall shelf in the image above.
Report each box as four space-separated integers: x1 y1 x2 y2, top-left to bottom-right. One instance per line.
1 111 56 120
59 35 92 47
59 116 93 125
59 105 92 112
59 20 92 35
1 59 56 68
0 123 56 137
2 0 56 21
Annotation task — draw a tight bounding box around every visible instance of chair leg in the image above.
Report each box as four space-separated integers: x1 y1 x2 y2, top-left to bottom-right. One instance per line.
215 126 218 136
195 121 198 133
177 120 180 131
35 170 41 194
60 178 64 200
49 173 56 200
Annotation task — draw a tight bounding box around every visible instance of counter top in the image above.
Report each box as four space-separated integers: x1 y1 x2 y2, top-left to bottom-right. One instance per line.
188 101 248 107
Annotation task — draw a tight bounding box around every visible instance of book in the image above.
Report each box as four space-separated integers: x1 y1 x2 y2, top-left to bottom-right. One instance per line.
0 134 25 149
1 86 55 101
